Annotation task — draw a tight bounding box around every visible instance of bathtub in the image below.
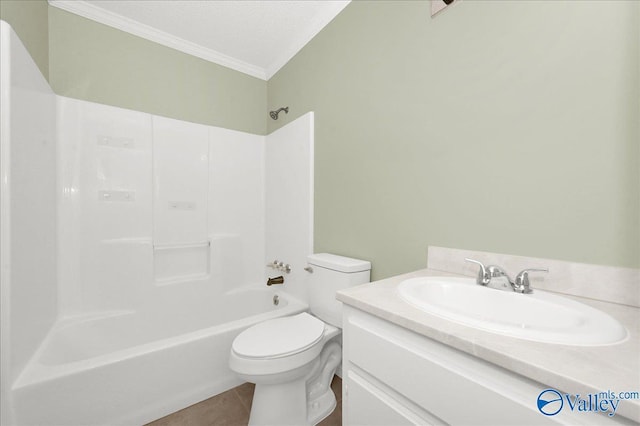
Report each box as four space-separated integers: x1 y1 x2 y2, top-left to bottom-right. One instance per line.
12 286 307 426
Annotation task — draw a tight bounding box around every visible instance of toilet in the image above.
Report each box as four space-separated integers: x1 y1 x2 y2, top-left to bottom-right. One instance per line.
229 253 371 425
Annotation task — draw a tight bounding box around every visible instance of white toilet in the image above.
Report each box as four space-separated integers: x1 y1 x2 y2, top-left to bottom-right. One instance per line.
229 253 371 425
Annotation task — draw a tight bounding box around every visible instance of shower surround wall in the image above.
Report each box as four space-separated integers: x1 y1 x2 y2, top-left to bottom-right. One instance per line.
265 113 314 304
57 97 266 315
57 100 314 317
57 99 154 313
1 21 315 425
0 21 57 426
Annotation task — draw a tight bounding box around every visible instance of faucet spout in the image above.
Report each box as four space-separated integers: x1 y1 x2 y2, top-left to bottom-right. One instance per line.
267 276 284 286
486 265 514 291
465 258 515 292
464 258 549 294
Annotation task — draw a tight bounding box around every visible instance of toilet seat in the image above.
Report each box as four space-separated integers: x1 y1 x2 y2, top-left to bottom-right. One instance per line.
232 312 325 360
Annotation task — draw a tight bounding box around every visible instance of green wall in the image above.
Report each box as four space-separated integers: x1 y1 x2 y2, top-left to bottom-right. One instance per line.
1 2 266 135
3 0 639 280
268 0 640 280
48 7 266 135
0 0 49 79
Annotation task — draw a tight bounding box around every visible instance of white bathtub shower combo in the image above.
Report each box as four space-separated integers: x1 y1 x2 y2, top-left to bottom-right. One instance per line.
1 21 316 425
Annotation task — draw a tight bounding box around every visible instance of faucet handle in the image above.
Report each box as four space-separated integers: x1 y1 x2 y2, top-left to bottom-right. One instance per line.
465 258 490 286
514 268 548 294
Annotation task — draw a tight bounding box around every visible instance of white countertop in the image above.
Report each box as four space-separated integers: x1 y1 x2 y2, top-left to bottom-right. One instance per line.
337 268 640 422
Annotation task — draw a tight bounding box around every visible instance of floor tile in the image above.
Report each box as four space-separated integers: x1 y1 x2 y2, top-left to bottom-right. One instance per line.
331 376 342 403
233 382 255 413
147 388 249 426
146 375 341 426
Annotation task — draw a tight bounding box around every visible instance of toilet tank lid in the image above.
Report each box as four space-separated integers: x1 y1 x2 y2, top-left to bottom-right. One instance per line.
307 253 371 273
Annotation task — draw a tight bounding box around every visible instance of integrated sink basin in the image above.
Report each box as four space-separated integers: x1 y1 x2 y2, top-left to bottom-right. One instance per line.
398 276 627 346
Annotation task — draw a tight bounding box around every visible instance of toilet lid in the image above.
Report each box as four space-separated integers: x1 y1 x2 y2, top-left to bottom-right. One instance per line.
232 312 325 359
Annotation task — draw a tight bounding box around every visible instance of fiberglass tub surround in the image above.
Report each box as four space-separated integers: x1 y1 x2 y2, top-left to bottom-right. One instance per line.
56 98 269 313
2 22 315 426
1 20 58 426
14 289 307 426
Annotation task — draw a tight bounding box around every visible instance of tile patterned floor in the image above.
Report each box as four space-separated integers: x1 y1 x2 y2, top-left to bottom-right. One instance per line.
147 376 342 426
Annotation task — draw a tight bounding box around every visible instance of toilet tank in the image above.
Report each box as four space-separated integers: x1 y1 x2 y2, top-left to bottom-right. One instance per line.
307 253 371 328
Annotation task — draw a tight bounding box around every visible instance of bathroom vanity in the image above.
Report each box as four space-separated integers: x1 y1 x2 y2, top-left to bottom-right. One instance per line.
337 248 640 425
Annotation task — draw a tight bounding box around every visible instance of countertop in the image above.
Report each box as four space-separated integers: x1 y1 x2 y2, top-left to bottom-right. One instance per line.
337 268 640 422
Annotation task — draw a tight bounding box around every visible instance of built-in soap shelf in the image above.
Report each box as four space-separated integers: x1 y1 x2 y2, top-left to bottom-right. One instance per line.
153 240 210 250
153 239 210 284
100 237 151 245
167 201 197 211
98 190 135 202
97 135 136 149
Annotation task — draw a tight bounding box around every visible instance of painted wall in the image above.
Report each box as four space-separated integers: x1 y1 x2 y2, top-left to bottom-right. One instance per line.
1 3 267 135
49 6 267 135
3 0 637 281
0 0 49 79
267 0 640 280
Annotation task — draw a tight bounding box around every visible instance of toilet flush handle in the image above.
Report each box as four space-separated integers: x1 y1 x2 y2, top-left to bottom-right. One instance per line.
304 266 313 273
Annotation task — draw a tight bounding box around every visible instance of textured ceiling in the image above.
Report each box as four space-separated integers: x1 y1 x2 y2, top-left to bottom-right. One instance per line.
50 0 350 79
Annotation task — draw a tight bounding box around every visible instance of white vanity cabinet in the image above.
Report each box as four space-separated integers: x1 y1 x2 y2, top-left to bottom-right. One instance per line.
341 306 629 426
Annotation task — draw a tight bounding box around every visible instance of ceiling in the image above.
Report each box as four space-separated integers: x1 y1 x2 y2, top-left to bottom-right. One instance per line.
48 0 350 80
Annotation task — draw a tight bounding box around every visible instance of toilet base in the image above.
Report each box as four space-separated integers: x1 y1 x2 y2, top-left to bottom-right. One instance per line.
247 341 342 426
306 384 337 425
249 380 309 426
248 376 338 426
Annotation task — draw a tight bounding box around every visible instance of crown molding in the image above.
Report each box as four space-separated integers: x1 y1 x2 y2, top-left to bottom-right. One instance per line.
49 0 268 80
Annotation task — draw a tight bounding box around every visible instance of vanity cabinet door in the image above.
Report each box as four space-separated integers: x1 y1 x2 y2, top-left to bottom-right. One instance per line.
345 371 420 426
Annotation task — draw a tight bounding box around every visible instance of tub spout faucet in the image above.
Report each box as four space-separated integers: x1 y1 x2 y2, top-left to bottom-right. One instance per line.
267 276 284 286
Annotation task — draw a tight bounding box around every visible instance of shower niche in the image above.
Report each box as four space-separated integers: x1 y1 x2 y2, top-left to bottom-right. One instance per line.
153 243 210 283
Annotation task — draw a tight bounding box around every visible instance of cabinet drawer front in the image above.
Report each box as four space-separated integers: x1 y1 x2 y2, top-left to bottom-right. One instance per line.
346 371 423 426
345 312 553 425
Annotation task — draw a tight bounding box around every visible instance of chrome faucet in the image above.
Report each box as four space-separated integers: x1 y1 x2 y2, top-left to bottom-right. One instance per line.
513 268 549 294
465 258 548 294
486 264 514 291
